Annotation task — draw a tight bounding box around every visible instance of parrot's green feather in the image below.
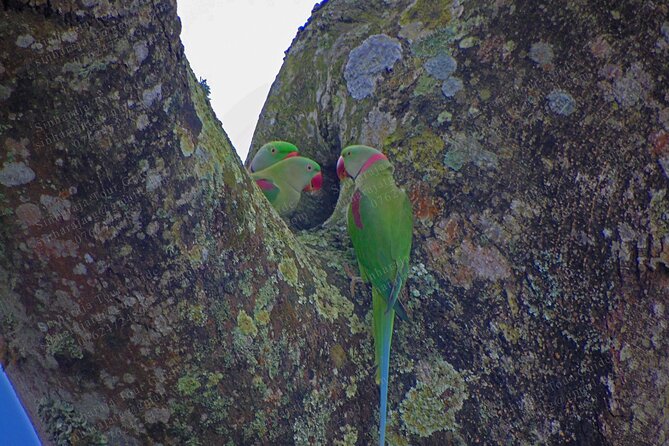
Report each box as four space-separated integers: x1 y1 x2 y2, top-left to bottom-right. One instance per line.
347 164 412 316
250 156 321 216
249 141 299 172
255 178 280 203
372 287 393 382
348 165 413 364
343 151 413 446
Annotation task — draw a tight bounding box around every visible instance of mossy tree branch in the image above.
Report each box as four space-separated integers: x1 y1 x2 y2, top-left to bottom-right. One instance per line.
0 1 359 444
2 0 668 445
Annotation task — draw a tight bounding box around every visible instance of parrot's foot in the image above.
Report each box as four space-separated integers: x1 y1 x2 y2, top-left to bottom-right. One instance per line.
343 264 364 297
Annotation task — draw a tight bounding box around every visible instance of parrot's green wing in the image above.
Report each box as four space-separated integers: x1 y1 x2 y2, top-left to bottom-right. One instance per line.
347 181 413 446
254 178 280 204
347 184 411 370
347 186 413 308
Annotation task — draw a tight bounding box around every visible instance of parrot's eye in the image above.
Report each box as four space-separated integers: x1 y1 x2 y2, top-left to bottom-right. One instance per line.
271 148 276 153
307 165 312 170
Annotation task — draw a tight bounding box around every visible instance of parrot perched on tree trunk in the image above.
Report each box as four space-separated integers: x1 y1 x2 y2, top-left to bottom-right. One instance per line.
251 156 322 216
337 145 413 445
248 141 299 172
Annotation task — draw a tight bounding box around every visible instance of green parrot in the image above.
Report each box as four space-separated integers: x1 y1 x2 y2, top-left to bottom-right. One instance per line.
337 145 413 445
251 156 323 216
248 141 299 172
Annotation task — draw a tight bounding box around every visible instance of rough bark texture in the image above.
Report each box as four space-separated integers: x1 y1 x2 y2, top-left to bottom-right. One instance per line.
250 0 669 445
0 1 358 445
1 0 667 445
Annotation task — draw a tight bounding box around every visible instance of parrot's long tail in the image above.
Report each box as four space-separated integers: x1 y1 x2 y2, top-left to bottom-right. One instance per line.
379 307 393 446
374 276 402 445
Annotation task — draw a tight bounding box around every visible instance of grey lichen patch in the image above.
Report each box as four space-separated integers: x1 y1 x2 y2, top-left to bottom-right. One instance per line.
612 63 653 108
662 22 669 43
40 194 72 220
424 53 457 80
15 34 35 48
136 113 149 130
177 301 208 327
437 110 453 124
344 34 402 100
15 203 42 226
443 133 498 171
134 41 149 62
441 77 464 98
313 271 355 324
361 108 398 148
421 50 463 99
0 162 36 186
529 41 554 67
399 357 467 437
39 398 108 445
144 407 171 425
145 171 162 192
408 262 441 300
73 263 87 275
45 331 84 360
546 89 576 116
334 424 358 446
303 256 362 330
142 83 162 108
293 389 336 446
453 239 512 288
458 36 477 49
0 84 13 101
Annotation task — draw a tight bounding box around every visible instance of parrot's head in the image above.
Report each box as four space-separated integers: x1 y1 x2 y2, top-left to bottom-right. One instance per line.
337 145 388 180
302 158 323 192
282 156 322 192
250 141 299 172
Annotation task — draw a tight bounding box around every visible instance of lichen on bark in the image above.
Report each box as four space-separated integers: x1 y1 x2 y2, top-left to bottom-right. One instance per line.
250 0 669 444
1 0 668 445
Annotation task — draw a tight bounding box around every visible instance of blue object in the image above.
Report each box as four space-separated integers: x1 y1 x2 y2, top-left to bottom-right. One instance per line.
0 366 41 446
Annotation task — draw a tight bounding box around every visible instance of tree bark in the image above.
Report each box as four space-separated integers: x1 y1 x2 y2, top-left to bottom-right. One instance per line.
250 0 669 445
1 0 667 445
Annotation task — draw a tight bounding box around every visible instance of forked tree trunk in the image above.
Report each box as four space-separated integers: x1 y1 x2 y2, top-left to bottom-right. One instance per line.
1 0 668 445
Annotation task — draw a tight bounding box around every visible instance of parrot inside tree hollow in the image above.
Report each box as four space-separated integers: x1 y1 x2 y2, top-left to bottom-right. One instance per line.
251 156 323 216
337 145 413 446
249 141 299 172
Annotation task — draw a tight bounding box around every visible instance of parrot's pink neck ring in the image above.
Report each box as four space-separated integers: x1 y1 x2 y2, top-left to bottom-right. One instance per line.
358 153 388 176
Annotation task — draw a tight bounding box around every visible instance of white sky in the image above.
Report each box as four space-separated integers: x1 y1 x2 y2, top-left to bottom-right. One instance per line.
177 0 319 160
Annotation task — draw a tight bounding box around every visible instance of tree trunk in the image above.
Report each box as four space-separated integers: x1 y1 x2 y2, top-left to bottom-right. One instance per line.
1 0 667 445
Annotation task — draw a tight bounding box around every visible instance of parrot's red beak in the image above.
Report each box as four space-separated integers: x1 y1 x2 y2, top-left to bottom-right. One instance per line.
336 156 348 181
304 172 323 192
285 151 298 159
